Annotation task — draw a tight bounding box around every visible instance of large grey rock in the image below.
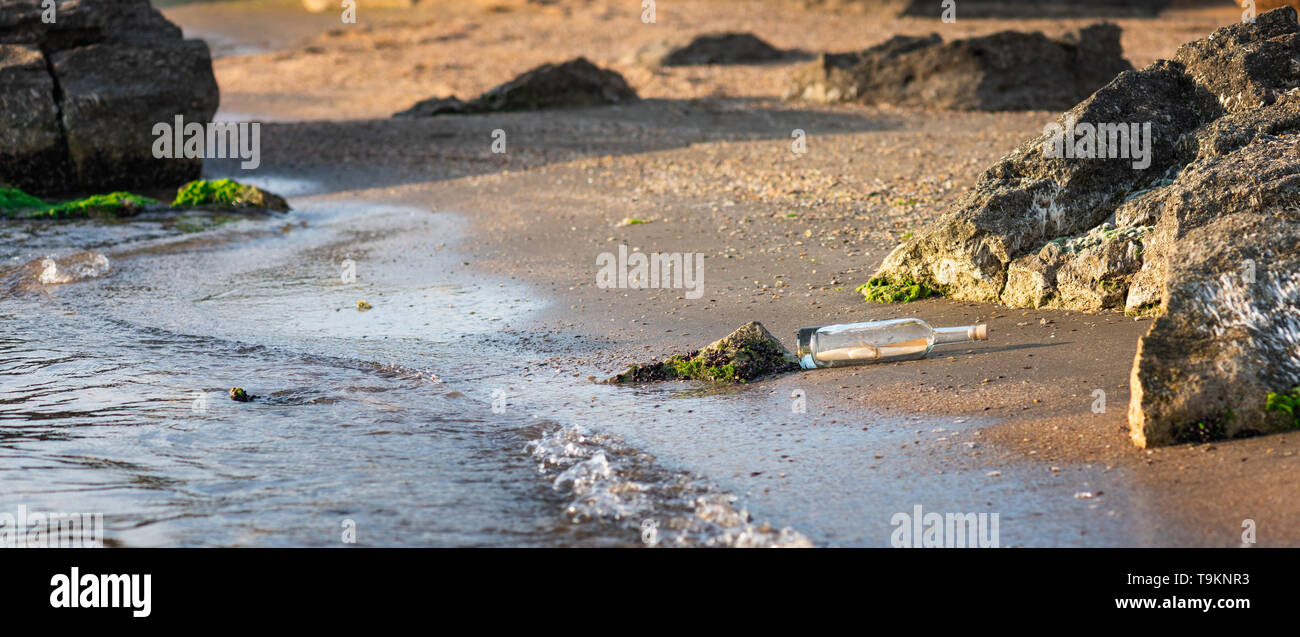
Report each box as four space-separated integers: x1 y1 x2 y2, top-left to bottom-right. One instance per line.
0 0 218 195
869 7 1300 445
875 60 1216 304
0 44 69 193
1128 135 1300 447
785 23 1133 111
395 58 636 117
53 40 218 190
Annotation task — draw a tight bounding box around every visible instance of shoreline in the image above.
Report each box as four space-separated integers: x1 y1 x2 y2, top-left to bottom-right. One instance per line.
165 0 1300 546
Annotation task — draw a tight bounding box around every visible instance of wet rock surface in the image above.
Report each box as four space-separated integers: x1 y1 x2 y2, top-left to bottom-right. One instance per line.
0 0 219 195
870 8 1300 445
605 322 800 384
394 57 637 117
624 32 789 67
785 23 1132 111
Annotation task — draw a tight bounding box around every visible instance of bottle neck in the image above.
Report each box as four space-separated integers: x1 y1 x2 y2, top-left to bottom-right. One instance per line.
933 324 988 346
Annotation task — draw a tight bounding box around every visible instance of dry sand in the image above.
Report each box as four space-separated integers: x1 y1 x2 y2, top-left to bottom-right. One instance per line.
164 0 1300 545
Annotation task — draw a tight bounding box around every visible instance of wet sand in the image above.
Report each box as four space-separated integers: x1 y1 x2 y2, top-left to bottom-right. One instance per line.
164 0 1300 546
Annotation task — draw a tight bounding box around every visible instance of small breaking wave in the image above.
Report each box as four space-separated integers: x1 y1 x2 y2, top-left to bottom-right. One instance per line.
2 250 113 294
527 423 813 548
36 251 111 285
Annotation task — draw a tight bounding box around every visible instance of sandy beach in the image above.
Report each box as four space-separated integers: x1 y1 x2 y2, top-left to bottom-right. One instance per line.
129 0 1300 546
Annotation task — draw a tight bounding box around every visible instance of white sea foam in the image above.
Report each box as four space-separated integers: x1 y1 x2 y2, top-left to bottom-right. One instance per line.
36 251 111 285
527 423 813 548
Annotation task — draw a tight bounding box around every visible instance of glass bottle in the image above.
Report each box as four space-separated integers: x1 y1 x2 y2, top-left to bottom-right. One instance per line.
796 318 988 369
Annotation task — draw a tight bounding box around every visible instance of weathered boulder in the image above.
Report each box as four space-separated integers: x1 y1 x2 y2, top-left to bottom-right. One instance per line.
53 40 219 190
785 23 1133 111
0 44 69 193
0 0 219 195
624 32 787 67
1127 135 1300 447
869 8 1300 445
395 58 637 117
875 60 1215 304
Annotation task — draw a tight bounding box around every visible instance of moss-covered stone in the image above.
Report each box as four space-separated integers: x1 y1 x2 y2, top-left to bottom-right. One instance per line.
857 277 937 303
2 180 289 220
605 322 799 384
173 179 290 212
1 187 157 219
39 192 158 218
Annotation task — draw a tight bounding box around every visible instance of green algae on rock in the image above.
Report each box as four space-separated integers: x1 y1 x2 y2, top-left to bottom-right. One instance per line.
857 278 938 304
173 179 290 212
604 322 799 384
39 192 158 218
0 187 46 211
2 179 291 220
1 187 157 219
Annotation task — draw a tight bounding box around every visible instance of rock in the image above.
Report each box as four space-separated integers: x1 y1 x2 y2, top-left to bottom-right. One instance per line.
785 23 1132 111
0 0 219 196
53 40 219 191
625 32 787 67
874 60 1213 304
395 96 472 117
1128 134 1300 446
1001 223 1151 310
0 44 69 194
869 8 1300 445
395 57 636 117
897 0 1170 17
0 0 110 51
172 178 290 213
604 322 799 383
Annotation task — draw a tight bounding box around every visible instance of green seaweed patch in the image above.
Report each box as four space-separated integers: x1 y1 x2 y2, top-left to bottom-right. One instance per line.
39 192 157 218
1265 387 1300 429
668 352 741 382
3 180 287 221
173 179 289 212
173 179 242 207
857 278 937 304
1 187 156 219
0 187 46 212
